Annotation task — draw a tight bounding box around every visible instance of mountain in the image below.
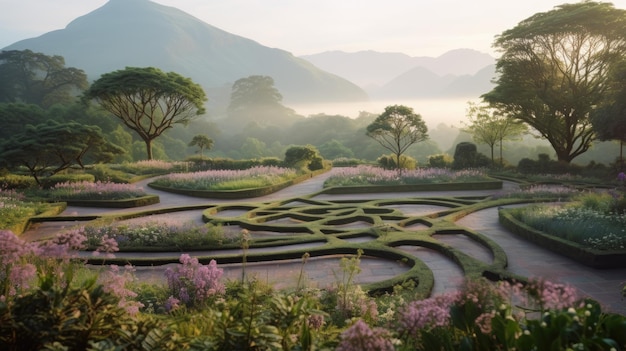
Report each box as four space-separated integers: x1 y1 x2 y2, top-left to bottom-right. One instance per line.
2 0 368 108
300 49 496 97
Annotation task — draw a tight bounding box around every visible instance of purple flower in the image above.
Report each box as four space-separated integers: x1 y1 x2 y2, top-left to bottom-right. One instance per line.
618 172 626 182
336 319 394 351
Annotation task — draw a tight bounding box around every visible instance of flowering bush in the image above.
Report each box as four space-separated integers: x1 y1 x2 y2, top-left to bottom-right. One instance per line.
164 254 225 310
115 159 190 175
491 184 580 200
324 165 489 187
48 180 147 200
151 166 298 190
82 220 231 250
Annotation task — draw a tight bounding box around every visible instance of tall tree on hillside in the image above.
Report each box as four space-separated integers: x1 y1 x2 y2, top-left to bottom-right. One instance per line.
84 67 207 160
482 2 626 163
227 75 298 128
0 50 88 108
366 105 428 171
462 102 527 166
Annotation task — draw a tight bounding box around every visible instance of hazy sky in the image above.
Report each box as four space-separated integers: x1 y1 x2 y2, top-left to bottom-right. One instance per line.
2 0 626 57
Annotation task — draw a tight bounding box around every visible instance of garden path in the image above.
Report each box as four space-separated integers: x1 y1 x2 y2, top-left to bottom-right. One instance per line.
21 168 626 315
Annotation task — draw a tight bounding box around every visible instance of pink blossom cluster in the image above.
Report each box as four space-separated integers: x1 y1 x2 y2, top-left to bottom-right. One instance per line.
164 254 225 310
99 264 144 316
398 292 459 336
92 234 119 258
50 180 146 200
327 165 486 185
157 166 296 188
336 319 394 351
1 229 87 297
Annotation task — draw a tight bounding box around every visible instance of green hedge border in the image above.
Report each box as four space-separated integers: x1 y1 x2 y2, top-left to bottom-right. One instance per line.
147 168 329 199
320 180 503 194
499 208 626 268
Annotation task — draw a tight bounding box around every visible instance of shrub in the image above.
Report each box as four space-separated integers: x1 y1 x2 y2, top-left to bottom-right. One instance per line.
39 173 95 189
164 254 225 310
428 154 453 168
377 154 417 170
0 174 37 190
452 142 490 169
85 164 132 183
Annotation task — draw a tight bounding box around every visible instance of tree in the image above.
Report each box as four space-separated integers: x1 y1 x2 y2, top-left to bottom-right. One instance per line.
0 50 88 107
0 103 47 140
0 120 123 184
188 134 214 157
227 75 298 129
482 2 626 163
462 102 527 166
366 105 428 171
83 67 207 160
591 61 626 171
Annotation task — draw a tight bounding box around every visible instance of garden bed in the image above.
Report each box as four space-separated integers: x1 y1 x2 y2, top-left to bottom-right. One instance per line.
148 168 328 199
499 207 626 268
321 180 503 194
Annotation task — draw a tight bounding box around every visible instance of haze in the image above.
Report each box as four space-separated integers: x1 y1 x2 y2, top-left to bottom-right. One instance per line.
3 0 626 57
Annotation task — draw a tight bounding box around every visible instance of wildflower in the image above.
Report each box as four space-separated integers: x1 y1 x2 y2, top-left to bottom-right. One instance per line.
618 172 625 182
336 319 394 351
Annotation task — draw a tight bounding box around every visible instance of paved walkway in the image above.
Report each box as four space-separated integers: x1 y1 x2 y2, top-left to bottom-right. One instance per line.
22 169 626 315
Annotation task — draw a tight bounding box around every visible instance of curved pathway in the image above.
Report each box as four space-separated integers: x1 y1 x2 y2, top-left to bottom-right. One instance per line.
22 169 626 315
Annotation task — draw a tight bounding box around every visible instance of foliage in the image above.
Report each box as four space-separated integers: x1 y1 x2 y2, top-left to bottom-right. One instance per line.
46 180 147 201
113 159 190 175
284 144 322 171
483 2 626 163
188 134 213 157
164 254 225 310
0 50 88 108
452 142 491 169
0 189 50 231
377 154 417 170
0 120 124 184
81 220 233 250
509 192 626 250
366 105 428 171
463 101 527 165
151 166 297 191
324 165 489 187
227 75 298 129
427 153 453 168
84 66 207 160
0 103 46 141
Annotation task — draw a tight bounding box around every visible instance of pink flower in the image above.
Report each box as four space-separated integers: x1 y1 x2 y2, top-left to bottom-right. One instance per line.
336 319 394 351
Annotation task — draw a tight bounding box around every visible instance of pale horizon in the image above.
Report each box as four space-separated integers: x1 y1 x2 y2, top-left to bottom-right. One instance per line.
2 0 626 58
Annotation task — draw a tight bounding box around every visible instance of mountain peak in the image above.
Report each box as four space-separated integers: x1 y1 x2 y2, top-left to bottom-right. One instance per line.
3 1 367 105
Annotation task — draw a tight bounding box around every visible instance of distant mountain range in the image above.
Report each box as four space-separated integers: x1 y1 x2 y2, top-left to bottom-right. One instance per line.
2 0 367 109
3 0 497 109
300 49 496 98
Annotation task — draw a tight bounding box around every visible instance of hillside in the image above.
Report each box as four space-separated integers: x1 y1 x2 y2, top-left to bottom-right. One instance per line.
2 0 368 108
300 49 496 98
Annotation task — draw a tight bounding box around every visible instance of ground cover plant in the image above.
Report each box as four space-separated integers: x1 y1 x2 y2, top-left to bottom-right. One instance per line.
324 165 490 187
1 226 625 350
506 191 626 250
46 180 148 201
80 219 236 250
150 165 298 191
0 188 55 231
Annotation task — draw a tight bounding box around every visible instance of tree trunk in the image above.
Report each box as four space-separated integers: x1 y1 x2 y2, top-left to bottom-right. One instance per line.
146 139 153 160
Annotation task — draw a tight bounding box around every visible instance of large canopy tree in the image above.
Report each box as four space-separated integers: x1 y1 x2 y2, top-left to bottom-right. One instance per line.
463 102 527 166
0 50 88 108
591 60 626 171
0 120 123 184
482 2 626 163
366 105 428 170
84 67 207 160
